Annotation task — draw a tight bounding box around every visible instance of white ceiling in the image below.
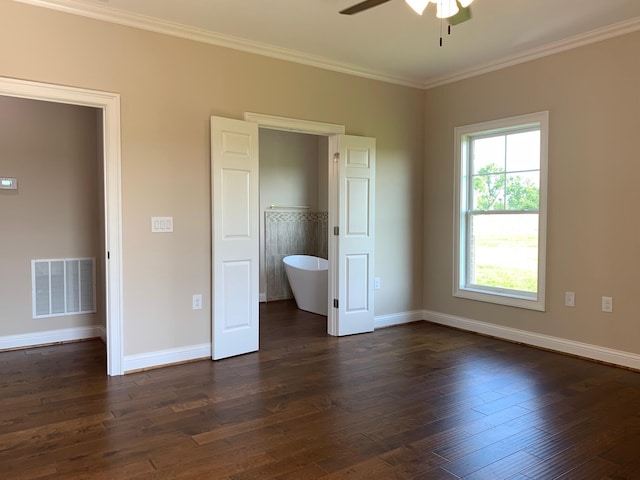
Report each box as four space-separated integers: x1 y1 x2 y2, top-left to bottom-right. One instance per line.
18 0 640 88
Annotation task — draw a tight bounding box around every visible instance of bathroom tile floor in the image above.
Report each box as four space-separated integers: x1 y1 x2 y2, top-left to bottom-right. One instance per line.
1 300 640 479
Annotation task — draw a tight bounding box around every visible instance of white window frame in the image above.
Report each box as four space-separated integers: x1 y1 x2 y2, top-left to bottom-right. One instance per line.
453 111 549 311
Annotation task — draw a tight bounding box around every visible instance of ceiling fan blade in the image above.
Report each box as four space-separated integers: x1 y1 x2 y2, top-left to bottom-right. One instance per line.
340 0 393 15
448 5 471 25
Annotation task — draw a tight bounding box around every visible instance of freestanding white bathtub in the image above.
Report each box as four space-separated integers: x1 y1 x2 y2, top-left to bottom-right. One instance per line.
282 255 328 316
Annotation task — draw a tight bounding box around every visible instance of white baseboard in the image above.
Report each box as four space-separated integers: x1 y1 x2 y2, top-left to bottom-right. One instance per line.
375 310 424 329
11 313 635 373
51 309 636 373
259 292 267 303
424 310 640 371
0 325 104 351
121 311 422 373
97 326 107 343
123 343 211 373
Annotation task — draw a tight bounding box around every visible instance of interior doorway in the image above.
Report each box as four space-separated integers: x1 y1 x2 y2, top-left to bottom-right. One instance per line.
247 113 345 342
258 128 329 305
211 112 376 360
0 77 123 376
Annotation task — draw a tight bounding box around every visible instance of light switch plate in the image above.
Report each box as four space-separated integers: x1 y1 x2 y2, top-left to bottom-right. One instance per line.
151 216 173 233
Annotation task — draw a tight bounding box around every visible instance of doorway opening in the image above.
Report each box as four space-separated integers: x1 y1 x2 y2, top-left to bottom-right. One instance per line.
211 113 375 360
246 113 345 339
0 77 123 376
259 129 329 305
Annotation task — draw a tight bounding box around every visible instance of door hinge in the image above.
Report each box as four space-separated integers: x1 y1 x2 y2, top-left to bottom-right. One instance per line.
333 152 340 163
333 299 339 308
333 226 339 236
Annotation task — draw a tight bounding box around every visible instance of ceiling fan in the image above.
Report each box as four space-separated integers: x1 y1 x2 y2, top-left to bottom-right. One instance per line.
340 0 473 25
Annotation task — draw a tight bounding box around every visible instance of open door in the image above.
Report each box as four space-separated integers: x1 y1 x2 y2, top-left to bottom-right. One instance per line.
211 116 259 360
328 135 376 336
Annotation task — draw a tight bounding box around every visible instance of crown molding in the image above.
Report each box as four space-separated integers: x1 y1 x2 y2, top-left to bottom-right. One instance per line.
12 0 425 89
422 16 640 89
12 1 640 91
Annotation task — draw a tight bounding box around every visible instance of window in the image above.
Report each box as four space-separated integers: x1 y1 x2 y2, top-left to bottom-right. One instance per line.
454 112 548 311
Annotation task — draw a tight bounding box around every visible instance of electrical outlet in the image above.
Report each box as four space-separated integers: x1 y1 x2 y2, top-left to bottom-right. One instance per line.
601 296 613 313
192 294 203 310
564 292 575 307
374 277 381 290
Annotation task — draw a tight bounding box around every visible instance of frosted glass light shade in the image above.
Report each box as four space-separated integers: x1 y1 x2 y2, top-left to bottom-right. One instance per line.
405 0 430 15
436 0 459 18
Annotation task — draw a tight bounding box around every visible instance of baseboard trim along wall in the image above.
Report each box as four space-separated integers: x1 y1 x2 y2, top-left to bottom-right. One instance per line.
98 326 107 343
374 310 424 329
424 310 640 371
6 312 637 373
0 325 104 351
122 311 422 372
123 344 212 373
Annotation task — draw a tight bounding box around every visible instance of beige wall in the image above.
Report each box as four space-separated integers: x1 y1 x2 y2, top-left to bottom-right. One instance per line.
258 129 324 298
424 31 640 354
0 95 102 336
0 1 425 355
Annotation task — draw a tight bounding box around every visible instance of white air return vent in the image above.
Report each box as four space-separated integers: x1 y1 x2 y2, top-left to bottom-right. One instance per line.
32 258 96 318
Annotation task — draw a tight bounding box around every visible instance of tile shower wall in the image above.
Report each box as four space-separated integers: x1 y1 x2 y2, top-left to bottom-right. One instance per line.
265 211 328 301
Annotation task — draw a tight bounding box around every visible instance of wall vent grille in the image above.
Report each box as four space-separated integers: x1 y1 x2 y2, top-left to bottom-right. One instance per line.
32 258 96 319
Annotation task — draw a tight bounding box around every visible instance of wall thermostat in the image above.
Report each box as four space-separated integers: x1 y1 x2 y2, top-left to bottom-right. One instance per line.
0 178 18 190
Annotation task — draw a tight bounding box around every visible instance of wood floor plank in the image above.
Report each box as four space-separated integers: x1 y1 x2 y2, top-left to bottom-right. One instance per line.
0 412 113 454
316 457 395 479
464 449 540 479
440 426 552 477
380 445 450 478
1 300 640 479
553 456 621 480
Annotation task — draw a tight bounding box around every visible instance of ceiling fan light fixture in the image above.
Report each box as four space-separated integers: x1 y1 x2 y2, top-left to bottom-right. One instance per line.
436 0 459 18
405 0 430 15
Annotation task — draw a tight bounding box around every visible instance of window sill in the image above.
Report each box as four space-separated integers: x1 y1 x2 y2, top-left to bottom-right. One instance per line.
454 287 545 312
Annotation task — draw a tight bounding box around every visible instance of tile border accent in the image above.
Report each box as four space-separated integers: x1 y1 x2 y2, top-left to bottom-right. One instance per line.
265 211 328 223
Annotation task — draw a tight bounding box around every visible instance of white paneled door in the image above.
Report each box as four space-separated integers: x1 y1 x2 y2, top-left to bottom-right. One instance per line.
210 116 259 360
330 135 376 336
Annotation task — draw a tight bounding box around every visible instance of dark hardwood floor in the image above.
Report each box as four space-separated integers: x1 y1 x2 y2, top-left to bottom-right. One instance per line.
2 300 640 479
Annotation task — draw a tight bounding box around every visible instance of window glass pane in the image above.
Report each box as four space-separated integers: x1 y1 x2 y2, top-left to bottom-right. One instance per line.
472 136 505 174
505 171 539 210
469 213 539 292
506 131 540 172
473 173 505 210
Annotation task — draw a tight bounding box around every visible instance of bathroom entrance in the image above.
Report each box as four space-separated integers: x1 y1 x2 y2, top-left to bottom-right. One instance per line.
210 113 375 361
258 128 329 310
